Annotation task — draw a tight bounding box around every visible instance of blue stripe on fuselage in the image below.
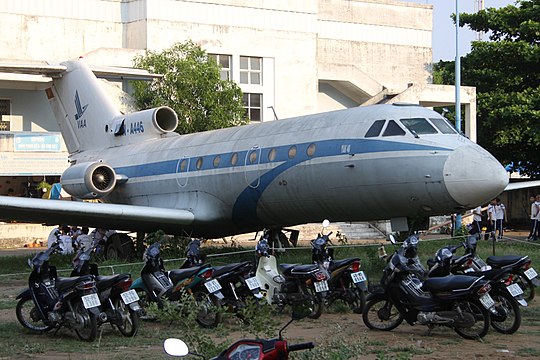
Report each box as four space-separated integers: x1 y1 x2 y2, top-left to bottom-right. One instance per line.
113 138 451 227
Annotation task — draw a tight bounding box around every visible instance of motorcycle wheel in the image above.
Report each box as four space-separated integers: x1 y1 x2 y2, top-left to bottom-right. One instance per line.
343 283 366 314
193 292 222 328
112 297 140 337
490 291 521 334
515 273 535 302
362 298 403 331
304 286 324 319
452 300 490 340
16 297 54 333
73 300 98 342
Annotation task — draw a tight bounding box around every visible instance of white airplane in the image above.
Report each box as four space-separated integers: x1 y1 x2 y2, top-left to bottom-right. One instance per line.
0 58 509 250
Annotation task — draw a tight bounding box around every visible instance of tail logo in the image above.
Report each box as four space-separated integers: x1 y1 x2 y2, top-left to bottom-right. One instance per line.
74 90 88 128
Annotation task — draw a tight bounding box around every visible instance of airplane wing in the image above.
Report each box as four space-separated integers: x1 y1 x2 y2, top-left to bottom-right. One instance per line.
0 196 194 234
505 180 540 191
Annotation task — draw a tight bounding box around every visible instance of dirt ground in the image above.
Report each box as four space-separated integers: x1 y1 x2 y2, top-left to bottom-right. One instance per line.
1 231 540 359
1 276 540 359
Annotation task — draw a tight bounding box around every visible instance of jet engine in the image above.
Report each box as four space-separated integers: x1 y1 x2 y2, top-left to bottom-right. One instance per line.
60 162 117 199
110 106 179 138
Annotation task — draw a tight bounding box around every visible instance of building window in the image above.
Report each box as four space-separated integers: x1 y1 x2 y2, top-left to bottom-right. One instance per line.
243 93 262 122
208 54 231 81
0 99 10 131
240 56 262 85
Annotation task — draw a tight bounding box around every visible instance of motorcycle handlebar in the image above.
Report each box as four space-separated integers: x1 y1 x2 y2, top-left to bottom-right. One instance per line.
288 342 315 352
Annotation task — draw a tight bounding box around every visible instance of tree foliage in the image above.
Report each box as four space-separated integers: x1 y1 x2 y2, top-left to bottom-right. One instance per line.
132 41 248 134
434 0 540 176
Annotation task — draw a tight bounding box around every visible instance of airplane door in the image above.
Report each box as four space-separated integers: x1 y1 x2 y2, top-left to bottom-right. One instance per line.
176 156 190 187
244 146 261 188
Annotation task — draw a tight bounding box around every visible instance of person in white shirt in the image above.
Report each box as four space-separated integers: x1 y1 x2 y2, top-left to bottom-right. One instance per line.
472 205 483 235
486 199 496 239
528 196 538 240
75 227 93 251
493 197 507 239
47 226 61 248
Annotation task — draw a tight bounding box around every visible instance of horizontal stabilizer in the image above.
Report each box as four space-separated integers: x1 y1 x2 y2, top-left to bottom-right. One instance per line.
0 196 194 234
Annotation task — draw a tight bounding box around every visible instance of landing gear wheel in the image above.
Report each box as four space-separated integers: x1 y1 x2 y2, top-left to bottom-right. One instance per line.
362 298 403 331
453 300 490 340
73 301 98 342
105 234 135 260
16 297 54 333
490 291 521 334
112 298 140 337
193 292 222 328
515 273 535 302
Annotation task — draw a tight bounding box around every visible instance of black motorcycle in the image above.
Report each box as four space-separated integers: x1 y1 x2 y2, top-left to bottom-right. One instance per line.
71 246 142 336
464 234 540 301
16 242 106 341
427 242 523 334
130 241 224 327
362 234 497 339
310 228 367 313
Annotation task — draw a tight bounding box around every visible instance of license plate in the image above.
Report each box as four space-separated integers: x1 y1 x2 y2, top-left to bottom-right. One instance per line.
525 267 538 280
204 279 222 293
507 283 524 297
120 289 140 305
245 276 261 291
351 271 367 283
314 280 329 293
81 293 101 309
479 293 495 309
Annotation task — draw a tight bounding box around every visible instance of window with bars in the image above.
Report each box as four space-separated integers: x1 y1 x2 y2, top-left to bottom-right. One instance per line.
242 93 262 122
208 54 232 81
240 56 262 85
0 99 10 131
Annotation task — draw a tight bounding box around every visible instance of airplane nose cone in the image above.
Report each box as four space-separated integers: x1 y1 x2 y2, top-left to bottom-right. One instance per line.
443 145 508 207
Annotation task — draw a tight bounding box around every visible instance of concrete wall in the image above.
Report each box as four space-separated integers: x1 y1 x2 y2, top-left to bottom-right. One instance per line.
0 223 55 248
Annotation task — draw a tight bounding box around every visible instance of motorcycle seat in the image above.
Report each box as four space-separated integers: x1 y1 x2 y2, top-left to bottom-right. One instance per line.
212 262 251 278
422 275 482 293
96 274 130 291
56 274 94 293
486 255 526 268
168 265 207 284
280 263 318 276
329 258 359 272
462 268 509 281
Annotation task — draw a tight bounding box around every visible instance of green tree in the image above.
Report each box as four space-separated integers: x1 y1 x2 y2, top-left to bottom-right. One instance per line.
132 41 248 134
434 0 540 176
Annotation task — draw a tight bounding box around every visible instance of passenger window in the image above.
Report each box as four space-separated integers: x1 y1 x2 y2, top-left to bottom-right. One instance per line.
268 148 277 162
196 157 203 170
249 150 258 164
179 159 188 172
382 120 406 137
288 146 297 159
430 118 457 134
307 143 316 157
213 155 221 168
400 118 438 135
231 152 238 166
365 120 385 137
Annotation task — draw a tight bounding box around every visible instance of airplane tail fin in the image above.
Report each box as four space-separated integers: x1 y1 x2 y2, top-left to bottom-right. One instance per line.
47 59 122 154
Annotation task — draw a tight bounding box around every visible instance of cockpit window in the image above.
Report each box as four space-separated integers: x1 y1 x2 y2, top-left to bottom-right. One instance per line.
400 118 438 135
365 120 385 138
430 118 457 134
382 120 406 137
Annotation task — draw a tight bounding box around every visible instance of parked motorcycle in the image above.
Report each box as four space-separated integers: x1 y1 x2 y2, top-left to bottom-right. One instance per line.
255 231 329 319
310 220 367 313
427 242 523 334
130 241 223 327
464 233 540 301
362 234 497 339
70 245 142 336
16 242 106 341
164 306 315 359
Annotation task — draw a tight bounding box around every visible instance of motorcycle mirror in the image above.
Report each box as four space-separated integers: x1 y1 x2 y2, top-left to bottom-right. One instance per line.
387 234 397 244
164 338 189 357
322 219 330 228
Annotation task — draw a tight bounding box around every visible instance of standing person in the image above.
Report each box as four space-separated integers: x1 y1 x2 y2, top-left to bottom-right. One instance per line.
472 205 483 235
534 195 540 241
528 196 538 240
486 199 496 240
494 197 507 239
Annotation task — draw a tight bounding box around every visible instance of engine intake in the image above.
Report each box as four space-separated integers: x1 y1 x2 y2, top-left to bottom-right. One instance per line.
61 162 117 199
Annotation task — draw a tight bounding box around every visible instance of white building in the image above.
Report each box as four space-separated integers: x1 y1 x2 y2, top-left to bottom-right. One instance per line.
0 0 476 196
